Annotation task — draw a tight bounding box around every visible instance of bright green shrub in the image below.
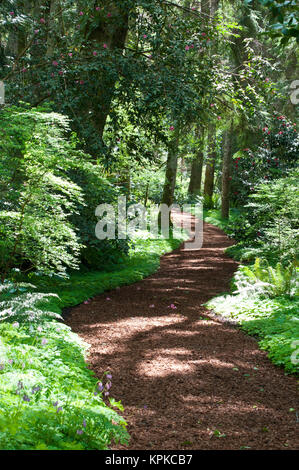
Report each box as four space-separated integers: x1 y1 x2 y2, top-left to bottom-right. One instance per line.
0 105 130 279
0 318 129 450
207 263 299 374
233 258 298 298
226 173 299 264
67 161 129 270
0 106 84 279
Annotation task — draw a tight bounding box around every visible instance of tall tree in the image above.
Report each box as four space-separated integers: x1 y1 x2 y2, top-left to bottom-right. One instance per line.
202 0 219 203
161 127 180 208
188 127 204 196
203 122 217 202
221 121 233 219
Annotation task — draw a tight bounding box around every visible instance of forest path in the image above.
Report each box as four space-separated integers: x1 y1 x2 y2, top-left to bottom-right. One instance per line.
66 212 298 450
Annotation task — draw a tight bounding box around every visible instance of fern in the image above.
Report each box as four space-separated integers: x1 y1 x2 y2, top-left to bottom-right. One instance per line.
0 292 62 323
234 258 298 298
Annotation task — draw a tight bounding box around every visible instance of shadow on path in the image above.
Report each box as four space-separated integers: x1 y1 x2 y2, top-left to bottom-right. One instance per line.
66 212 298 450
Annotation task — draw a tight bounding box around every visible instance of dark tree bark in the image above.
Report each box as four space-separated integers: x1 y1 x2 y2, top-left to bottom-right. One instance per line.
204 123 216 201
210 0 220 15
161 129 180 207
188 152 204 195
201 0 219 203
188 127 204 196
221 122 233 219
121 168 131 201
85 3 129 142
46 0 61 56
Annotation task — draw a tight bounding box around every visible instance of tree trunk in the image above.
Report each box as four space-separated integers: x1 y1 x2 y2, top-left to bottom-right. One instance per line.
46 0 60 56
85 3 129 143
6 3 25 57
188 152 204 195
204 123 216 201
161 130 180 207
202 0 219 206
210 0 220 16
188 127 204 196
201 0 210 16
122 168 131 201
221 122 233 219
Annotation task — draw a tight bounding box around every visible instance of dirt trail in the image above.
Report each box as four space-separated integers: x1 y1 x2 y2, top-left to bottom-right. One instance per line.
66 212 298 450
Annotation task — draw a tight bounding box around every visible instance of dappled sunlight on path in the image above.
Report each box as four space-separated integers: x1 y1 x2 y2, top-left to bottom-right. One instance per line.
66 212 298 450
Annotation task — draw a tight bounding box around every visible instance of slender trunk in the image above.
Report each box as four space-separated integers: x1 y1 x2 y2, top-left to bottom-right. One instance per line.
201 0 210 16
188 152 204 195
202 0 219 206
123 168 131 201
47 0 60 56
144 181 149 207
119 167 131 200
221 123 233 219
210 0 220 16
161 129 180 207
188 127 204 195
204 123 216 200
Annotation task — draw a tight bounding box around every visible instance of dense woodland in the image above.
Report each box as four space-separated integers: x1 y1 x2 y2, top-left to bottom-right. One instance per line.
0 0 298 451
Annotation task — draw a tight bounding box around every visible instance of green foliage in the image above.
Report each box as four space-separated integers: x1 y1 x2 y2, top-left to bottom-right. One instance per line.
231 115 298 205
233 258 298 298
246 0 299 44
207 208 298 374
0 319 129 450
1 0 233 157
203 193 221 210
202 208 242 231
207 274 299 374
0 106 83 279
226 172 299 263
0 106 130 278
67 160 129 270
0 288 62 323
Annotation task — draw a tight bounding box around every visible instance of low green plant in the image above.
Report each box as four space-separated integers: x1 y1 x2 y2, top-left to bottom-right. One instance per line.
0 319 129 450
233 258 298 298
203 193 221 210
207 264 299 374
225 173 299 264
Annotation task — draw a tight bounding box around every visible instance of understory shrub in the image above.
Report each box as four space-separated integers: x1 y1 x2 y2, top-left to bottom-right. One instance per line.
0 105 129 280
225 172 299 264
0 106 83 279
0 308 129 450
230 114 298 205
206 260 299 374
232 258 298 298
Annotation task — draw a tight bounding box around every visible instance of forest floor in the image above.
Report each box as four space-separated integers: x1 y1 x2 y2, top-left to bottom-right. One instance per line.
66 212 298 450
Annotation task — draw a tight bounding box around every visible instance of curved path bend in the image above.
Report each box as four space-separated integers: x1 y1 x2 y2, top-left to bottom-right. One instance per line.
66 212 298 450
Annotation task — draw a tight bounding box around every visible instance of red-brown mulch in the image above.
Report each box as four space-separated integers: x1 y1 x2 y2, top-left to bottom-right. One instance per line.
66 212 298 450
